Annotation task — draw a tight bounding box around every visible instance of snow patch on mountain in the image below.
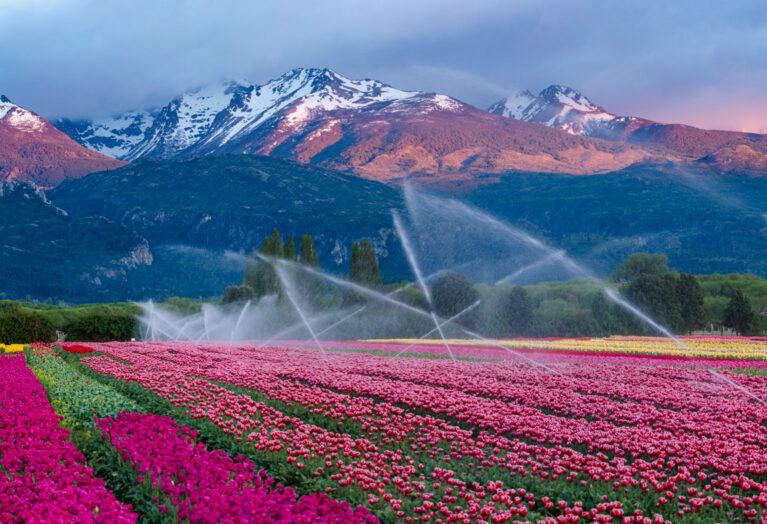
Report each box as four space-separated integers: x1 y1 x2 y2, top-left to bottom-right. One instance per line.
488 90 536 120
0 97 47 133
0 96 13 120
431 94 462 112
65 111 155 159
489 85 619 136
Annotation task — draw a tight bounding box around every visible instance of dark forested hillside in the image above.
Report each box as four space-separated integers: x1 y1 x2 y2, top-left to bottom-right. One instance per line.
3 154 767 302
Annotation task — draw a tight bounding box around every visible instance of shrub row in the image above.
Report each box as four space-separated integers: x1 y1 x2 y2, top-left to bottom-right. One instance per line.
0 310 56 343
62 311 137 342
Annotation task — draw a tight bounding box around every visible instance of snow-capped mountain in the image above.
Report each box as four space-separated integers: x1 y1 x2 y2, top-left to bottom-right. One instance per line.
488 85 625 136
55 68 446 161
0 95 125 186
489 85 767 166
1 94 51 133
55 69 666 180
55 110 156 160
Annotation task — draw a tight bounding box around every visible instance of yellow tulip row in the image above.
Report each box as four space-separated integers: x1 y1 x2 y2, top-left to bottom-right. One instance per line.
0 344 27 354
370 336 767 360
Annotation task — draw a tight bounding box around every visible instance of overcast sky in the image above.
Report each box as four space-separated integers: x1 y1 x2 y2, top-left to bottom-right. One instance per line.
2 0 766 132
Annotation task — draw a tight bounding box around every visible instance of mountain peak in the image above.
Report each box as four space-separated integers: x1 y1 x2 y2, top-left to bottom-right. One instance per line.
538 84 602 113
489 84 617 136
55 68 424 160
287 66 334 78
0 97 126 186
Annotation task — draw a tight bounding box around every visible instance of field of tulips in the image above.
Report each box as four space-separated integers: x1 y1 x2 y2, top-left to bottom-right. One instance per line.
5 336 767 522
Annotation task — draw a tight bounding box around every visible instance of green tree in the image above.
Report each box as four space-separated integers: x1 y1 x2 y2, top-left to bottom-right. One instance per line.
284 236 297 261
222 284 255 304
432 272 478 319
262 237 274 256
590 291 624 335
532 298 600 337
330 284 342 309
625 273 681 332
270 229 283 258
677 273 705 335
243 252 258 289
297 234 324 306
506 286 533 336
299 235 320 267
253 233 281 297
349 239 381 288
723 289 760 335
611 253 669 282
345 239 382 305
159 297 202 316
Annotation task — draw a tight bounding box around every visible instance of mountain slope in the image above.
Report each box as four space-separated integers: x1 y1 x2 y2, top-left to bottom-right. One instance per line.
463 165 767 277
54 110 156 160
0 181 151 300
2 154 766 300
489 86 767 169
53 69 665 181
48 155 410 299
0 96 126 187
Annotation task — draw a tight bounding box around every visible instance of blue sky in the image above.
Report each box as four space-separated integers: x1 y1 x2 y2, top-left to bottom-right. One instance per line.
1 0 766 132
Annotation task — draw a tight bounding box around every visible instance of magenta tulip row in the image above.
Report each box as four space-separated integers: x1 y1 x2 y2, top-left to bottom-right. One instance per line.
0 354 136 523
97 411 377 523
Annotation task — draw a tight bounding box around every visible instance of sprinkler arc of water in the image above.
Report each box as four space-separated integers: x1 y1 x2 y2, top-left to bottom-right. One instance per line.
708 369 766 405
392 209 454 359
274 262 328 360
392 300 481 358
257 254 561 371
495 251 564 285
229 299 251 345
256 253 430 318
258 255 566 373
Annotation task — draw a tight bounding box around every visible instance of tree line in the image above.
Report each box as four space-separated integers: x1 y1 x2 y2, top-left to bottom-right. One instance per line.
222 229 382 308
221 244 766 338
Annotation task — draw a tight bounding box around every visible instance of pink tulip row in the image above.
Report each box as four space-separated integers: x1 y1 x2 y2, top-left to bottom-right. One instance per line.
0 354 136 523
87 341 767 521
311 352 767 442
83 349 566 522
97 411 377 523
80 342 710 522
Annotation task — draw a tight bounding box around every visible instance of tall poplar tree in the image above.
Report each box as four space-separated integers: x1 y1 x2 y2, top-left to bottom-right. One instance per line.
677 273 705 335
724 290 759 335
284 236 297 261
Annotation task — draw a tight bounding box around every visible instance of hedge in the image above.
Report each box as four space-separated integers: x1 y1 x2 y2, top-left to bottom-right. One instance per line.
62 311 138 342
0 310 57 343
